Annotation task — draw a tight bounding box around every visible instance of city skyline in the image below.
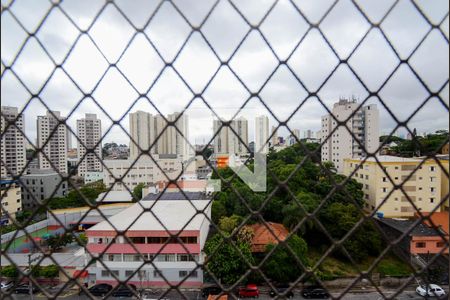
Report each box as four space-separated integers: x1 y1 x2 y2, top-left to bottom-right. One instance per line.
1 1 448 146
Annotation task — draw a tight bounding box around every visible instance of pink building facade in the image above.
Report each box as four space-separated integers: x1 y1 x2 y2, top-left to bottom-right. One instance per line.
86 193 211 288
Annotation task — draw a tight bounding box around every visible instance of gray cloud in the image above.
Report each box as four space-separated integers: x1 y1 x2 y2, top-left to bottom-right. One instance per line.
1 0 448 146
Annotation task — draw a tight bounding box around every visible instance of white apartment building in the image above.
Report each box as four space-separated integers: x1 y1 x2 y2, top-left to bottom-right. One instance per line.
37 111 68 174
129 111 189 161
86 195 211 288
255 115 269 154
103 155 183 191
213 117 249 155
321 99 379 173
1 106 26 179
77 113 102 177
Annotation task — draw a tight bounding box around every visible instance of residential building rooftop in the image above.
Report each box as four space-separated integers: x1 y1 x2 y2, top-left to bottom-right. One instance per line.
96 191 134 203
142 191 210 201
417 212 449 235
88 200 211 232
248 222 289 253
377 218 442 237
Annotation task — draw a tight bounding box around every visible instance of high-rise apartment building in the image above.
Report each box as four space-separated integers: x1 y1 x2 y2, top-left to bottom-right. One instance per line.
213 117 249 155
255 116 269 154
1 106 26 179
129 111 189 160
271 126 279 147
37 111 68 174
77 113 102 177
321 99 379 173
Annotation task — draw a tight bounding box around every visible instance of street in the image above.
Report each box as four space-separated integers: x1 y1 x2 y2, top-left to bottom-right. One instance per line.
7 289 429 300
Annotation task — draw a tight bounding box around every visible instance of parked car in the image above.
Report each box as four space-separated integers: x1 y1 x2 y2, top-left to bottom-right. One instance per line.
269 284 294 298
14 284 39 294
80 283 113 297
201 285 223 297
416 284 446 298
301 286 329 299
238 284 259 298
112 283 137 297
1 281 14 292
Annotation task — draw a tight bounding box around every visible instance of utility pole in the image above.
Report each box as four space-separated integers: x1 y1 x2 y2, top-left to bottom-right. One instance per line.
28 253 41 300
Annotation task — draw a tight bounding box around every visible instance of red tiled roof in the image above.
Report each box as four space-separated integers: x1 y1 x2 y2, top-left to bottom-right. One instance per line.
248 222 289 253
418 212 449 235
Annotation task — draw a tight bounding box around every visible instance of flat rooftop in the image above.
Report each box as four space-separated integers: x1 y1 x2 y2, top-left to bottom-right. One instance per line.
88 200 211 232
377 218 442 236
142 191 210 201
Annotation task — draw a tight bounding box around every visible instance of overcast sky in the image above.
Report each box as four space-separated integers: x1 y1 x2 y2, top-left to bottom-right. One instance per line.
1 0 449 147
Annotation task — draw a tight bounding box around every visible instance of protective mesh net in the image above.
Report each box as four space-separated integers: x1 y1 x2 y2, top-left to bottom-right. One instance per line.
1 0 449 299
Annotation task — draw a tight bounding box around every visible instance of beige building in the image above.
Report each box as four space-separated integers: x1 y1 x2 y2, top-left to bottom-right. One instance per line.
77 113 102 177
213 117 249 155
438 155 449 210
0 180 22 224
1 106 26 179
321 99 379 173
129 111 189 161
343 156 444 218
103 155 183 191
37 111 68 174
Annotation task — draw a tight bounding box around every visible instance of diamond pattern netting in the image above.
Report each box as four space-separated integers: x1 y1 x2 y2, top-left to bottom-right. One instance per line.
1 0 449 299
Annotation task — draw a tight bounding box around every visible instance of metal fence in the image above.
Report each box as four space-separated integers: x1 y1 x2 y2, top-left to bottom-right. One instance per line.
1 0 449 299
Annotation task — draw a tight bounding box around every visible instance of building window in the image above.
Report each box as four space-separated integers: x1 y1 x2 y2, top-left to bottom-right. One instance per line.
430 198 435 203
382 188 387 193
382 177 387 182
365 175 369 180
153 270 162 278
430 177 436 182
430 187 435 193
125 270 134 277
416 242 426 248
179 271 188 278
437 242 445 248
430 166 436 172
130 237 146 244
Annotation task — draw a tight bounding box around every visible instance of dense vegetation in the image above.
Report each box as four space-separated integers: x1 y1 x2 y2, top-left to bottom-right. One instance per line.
381 130 448 157
47 181 106 209
206 142 384 284
0 264 59 278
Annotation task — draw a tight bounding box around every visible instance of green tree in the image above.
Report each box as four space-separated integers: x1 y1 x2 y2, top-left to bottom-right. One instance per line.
263 235 309 283
219 215 242 234
0 265 18 278
133 183 146 201
78 233 88 246
46 233 74 251
204 233 254 285
40 265 59 278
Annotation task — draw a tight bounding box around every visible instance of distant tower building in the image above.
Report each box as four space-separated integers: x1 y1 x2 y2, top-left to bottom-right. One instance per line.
304 129 313 139
37 111 68 174
271 126 279 147
1 106 26 179
320 98 379 173
288 129 300 146
129 111 190 161
255 116 269 154
77 113 102 177
213 117 249 155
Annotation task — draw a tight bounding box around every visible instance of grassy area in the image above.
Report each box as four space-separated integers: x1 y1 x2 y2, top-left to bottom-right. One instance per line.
307 248 414 280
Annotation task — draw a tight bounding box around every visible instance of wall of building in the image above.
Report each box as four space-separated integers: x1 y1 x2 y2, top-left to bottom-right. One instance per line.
103 156 183 192
20 171 68 209
344 157 443 218
410 236 449 254
0 182 22 224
